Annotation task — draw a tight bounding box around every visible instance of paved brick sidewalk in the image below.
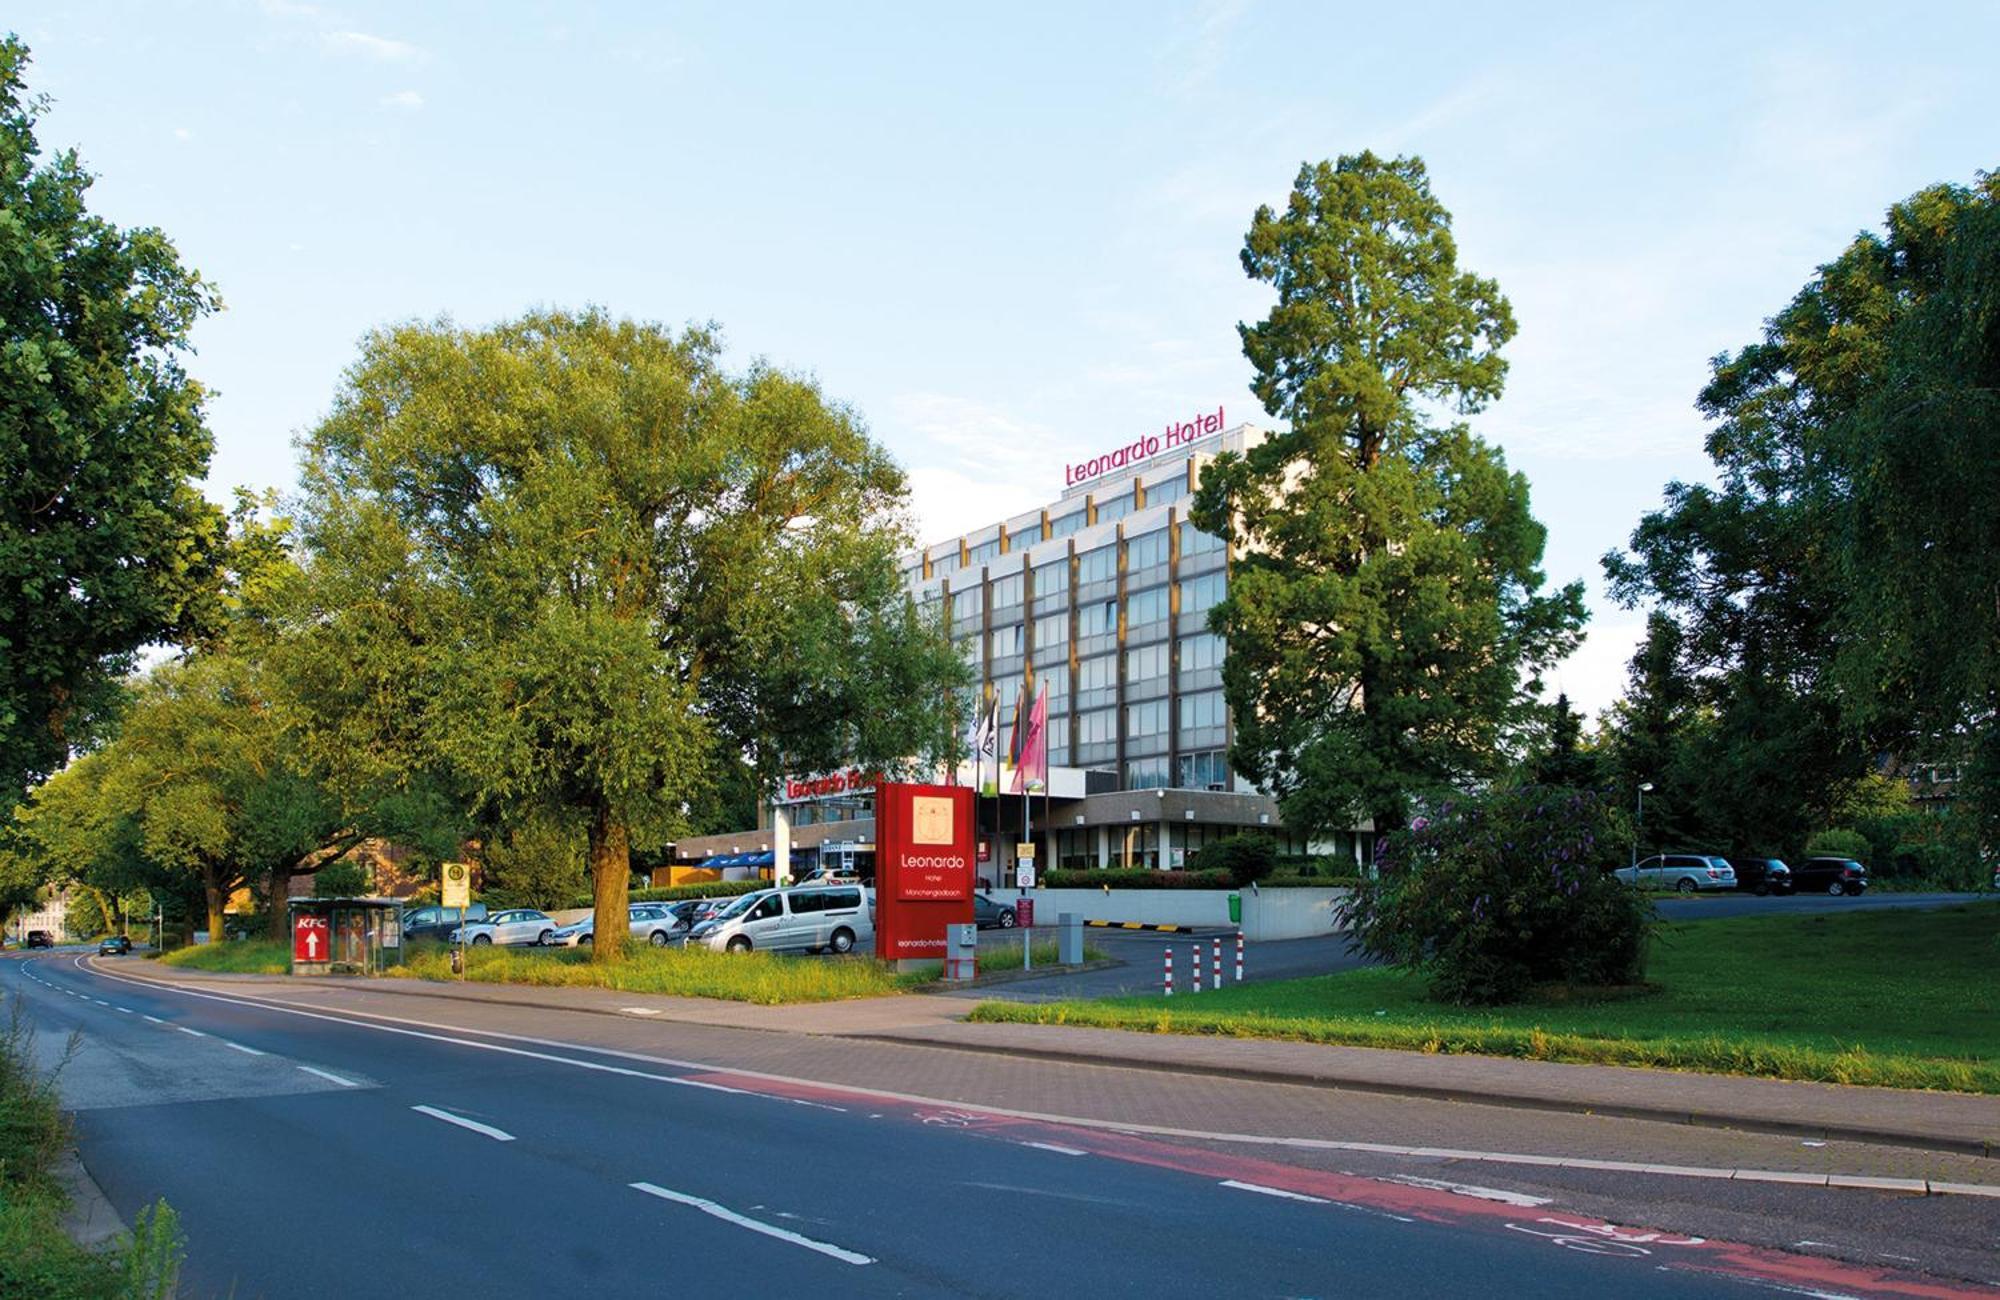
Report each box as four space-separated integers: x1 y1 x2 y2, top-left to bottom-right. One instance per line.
863 1018 2000 1158
104 959 2000 1158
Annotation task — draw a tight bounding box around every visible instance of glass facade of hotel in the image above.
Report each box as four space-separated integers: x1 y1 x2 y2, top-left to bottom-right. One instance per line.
904 442 1250 797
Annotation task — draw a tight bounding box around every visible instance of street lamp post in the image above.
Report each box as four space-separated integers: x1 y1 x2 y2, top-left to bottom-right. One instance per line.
1632 781 1655 868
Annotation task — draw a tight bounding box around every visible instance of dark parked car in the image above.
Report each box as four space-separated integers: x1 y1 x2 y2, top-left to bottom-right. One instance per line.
400 903 488 942
972 892 1017 929
25 929 53 949
1793 857 1870 896
98 934 133 955
1731 857 1795 896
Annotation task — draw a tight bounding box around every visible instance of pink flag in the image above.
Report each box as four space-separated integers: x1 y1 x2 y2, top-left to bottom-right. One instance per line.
1012 683 1049 793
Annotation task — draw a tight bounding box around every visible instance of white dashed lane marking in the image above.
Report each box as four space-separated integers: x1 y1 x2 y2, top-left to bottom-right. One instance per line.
630 1182 875 1266
1220 1179 1331 1205
412 1105 514 1142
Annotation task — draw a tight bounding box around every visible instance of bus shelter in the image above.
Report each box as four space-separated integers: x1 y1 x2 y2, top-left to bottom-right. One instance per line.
288 897 405 976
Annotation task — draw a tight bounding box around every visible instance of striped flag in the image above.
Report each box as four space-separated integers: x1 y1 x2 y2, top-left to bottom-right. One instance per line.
1013 682 1049 794
971 694 999 795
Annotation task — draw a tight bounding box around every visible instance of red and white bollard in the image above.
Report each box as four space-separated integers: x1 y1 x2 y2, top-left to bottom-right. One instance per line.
1235 931 1245 984
1211 936 1222 991
1192 942 1203 994
1163 947 1174 997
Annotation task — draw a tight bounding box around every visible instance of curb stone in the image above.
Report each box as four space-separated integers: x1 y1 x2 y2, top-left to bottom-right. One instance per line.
56 1148 126 1249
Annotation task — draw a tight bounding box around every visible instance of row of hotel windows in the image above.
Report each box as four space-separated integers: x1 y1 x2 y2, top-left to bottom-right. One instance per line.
951 572 1228 653
919 517 1225 587
959 633 1223 703
968 689 1228 761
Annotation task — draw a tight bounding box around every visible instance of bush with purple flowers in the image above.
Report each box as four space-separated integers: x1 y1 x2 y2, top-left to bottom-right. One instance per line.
1339 786 1652 1005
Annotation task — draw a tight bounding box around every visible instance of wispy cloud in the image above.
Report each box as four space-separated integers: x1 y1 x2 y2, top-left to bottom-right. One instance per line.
1159 0 1251 96
256 0 321 16
323 30 423 62
378 89 425 111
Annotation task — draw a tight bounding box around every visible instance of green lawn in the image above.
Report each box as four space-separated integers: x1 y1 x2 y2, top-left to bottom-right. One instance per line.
970 904 2000 1093
157 940 289 975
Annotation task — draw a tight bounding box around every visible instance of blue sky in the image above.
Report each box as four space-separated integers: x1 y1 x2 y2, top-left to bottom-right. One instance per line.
12 1 2000 716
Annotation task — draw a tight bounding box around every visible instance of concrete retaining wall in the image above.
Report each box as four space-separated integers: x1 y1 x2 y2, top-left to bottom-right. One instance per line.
984 886 1348 941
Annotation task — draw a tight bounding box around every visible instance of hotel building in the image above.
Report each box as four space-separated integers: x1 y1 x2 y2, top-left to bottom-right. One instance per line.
667 410 1365 887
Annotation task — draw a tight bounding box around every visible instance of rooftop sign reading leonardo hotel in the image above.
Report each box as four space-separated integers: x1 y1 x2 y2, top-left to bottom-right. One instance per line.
1064 404 1226 489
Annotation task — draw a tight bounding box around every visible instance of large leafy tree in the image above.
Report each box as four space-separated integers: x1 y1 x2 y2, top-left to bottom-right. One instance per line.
0 36 223 799
289 309 964 961
1192 153 1585 841
4 503 440 944
1605 171 2000 848
1830 173 2000 839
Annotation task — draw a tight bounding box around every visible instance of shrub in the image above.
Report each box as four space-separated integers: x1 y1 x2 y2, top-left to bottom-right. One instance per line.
1188 834 1278 887
1803 828 1871 862
1339 786 1653 1006
1 1000 184 1296
311 860 369 898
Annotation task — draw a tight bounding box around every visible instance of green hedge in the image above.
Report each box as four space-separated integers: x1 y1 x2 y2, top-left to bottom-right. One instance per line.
565 880 766 908
1186 834 1278 886
1042 867 1360 890
1043 868 1234 890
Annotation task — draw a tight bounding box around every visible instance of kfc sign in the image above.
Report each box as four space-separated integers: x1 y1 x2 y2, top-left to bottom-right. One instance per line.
1065 405 1226 489
776 767 882 805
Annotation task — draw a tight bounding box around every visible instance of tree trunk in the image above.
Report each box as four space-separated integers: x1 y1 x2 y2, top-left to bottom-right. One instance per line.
202 865 227 945
589 803 632 964
267 867 291 941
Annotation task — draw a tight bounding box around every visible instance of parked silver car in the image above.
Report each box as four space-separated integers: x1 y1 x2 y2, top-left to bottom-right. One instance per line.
1613 854 1738 894
693 884 872 955
548 903 687 948
449 908 557 946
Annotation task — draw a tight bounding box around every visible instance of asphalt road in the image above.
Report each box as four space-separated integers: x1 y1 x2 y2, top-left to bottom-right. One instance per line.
10 951 1987 1299
960 927 1368 1001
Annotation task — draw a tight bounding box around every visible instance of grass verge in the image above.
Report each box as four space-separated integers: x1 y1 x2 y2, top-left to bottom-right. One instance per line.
389 936 1103 1003
150 933 1104 1004
158 939 289 975
1 998 183 1297
389 942 923 1003
969 904 2000 1093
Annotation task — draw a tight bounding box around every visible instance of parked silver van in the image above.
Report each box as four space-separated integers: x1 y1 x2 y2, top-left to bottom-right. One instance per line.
695 884 873 955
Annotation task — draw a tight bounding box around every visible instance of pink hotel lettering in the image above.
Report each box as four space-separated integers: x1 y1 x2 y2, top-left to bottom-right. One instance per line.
1064 405 1226 489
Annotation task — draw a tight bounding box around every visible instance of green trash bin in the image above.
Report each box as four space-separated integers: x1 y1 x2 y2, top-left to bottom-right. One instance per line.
1227 893 1242 924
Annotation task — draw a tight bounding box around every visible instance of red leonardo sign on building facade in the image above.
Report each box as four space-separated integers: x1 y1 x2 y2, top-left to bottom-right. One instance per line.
873 782 975 960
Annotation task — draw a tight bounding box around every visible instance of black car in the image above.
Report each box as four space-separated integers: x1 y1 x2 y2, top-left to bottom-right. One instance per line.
1731 857 1795 896
1793 857 1870 897
972 892 1017 929
98 934 133 955
25 929 52 949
